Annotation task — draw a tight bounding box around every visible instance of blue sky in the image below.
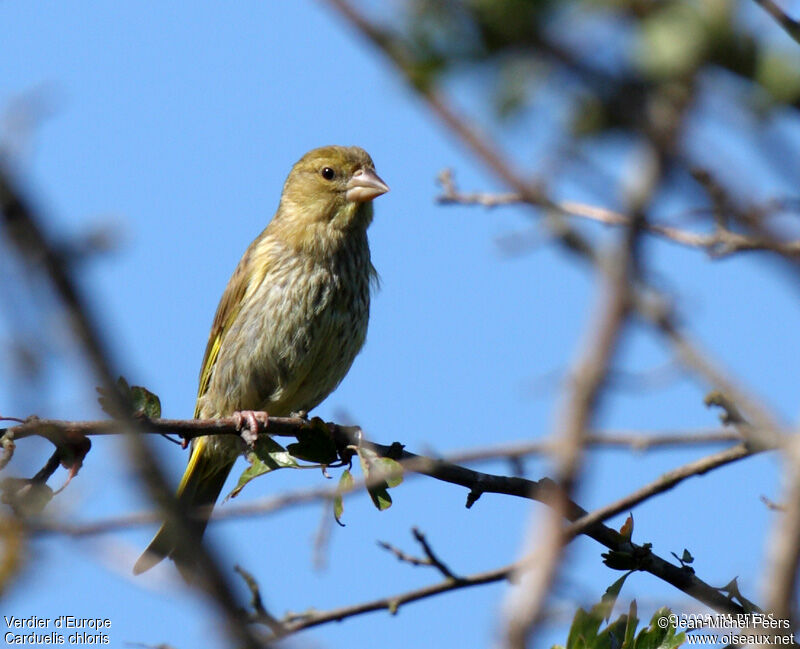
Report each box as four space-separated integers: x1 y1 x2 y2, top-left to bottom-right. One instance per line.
1 2 797 648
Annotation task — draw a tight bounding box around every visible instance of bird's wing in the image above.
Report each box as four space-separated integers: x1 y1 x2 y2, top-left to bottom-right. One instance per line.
194 232 268 418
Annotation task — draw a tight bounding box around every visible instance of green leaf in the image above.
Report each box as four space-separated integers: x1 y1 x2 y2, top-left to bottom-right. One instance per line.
227 436 297 500
555 588 684 649
623 601 638 648
96 376 161 419
637 4 706 79
598 573 632 622
602 550 638 571
333 469 354 526
130 385 161 419
597 614 629 649
565 607 603 649
96 376 130 418
372 457 404 488
356 446 402 512
368 485 393 511
757 49 800 104
250 435 298 469
634 608 685 649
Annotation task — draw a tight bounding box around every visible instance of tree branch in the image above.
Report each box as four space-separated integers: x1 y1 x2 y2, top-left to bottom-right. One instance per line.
437 168 800 258
247 438 758 637
378 527 459 579
752 0 800 45
564 443 754 541
15 414 762 616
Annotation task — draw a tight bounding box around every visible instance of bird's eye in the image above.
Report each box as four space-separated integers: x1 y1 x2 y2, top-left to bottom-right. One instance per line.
321 167 335 180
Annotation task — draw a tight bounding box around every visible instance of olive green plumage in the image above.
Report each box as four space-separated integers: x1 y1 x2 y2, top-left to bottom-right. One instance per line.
134 146 388 575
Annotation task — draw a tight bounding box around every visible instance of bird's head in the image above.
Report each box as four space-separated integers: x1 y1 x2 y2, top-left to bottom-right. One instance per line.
274 146 389 253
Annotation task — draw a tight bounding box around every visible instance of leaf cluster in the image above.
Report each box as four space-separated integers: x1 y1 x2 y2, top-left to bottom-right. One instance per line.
552 575 685 649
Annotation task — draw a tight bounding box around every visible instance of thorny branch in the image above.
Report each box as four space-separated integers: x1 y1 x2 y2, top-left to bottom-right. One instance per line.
242 439 758 637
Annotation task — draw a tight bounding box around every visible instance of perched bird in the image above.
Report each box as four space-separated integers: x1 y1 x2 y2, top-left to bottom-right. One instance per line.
134 145 388 575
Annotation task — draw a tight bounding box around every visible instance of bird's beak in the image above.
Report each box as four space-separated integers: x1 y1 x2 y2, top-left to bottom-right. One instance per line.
346 168 390 203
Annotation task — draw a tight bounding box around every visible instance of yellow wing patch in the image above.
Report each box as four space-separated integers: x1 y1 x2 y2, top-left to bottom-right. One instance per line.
176 435 208 496
193 229 272 418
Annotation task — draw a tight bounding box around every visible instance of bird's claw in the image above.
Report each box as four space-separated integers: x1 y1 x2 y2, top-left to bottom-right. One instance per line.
233 410 269 447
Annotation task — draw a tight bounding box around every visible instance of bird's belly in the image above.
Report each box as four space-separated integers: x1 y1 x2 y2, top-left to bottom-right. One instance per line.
202 261 369 419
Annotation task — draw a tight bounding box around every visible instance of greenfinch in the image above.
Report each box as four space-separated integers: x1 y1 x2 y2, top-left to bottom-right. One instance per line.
134 145 389 575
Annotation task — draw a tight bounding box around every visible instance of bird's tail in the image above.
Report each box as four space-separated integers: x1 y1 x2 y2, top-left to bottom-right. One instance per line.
133 437 234 576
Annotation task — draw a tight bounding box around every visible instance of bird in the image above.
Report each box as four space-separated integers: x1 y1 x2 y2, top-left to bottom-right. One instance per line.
133 145 389 575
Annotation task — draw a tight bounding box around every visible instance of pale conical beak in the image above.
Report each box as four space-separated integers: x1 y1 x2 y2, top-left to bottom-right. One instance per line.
346 168 390 203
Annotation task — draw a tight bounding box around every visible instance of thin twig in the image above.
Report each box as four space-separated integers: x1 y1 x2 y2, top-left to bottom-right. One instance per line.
263 438 754 637
645 307 785 449
27 425 758 531
277 560 513 633
760 494 784 512
438 169 800 258
411 527 458 579
752 0 800 45
235 564 287 638
378 539 433 569
378 528 458 578
445 429 741 464
564 444 753 540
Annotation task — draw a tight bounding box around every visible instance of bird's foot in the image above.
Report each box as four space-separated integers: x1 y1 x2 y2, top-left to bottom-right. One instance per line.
233 410 269 447
290 410 309 421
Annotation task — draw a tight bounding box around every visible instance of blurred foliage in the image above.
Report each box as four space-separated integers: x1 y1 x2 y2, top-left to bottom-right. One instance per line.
552 603 685 649
397 0 800 131
380 0 800 242
551 574 685 649
229 434 298 500
0 514 23 597
383 0 800 180
97 376 161 419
